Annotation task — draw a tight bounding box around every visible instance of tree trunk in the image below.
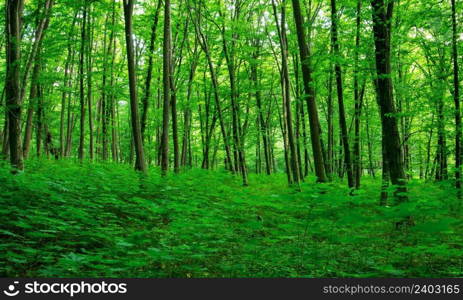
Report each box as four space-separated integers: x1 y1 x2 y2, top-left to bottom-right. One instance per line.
23 61 40 160
23 1 53 160
220 7 248 186
160 0 172 175
190 6 235 173
101 1 115 160
19 0 53 104
78 3 87 161
279 1 300 185
181 42 199 167
5 0 25 170
327 63 334 178
353 0 363 189
141 0 162 141
371 0 408 204
291 0 327 182
451 0 461 197
251 44 271 175
122 0 147 173
331 0 354 189
86 5 94 160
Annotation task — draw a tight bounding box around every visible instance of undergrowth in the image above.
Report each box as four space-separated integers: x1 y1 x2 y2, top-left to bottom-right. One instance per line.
0 159 462 277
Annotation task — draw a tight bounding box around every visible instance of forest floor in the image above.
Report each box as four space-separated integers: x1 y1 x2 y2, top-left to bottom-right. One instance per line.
0 160 462 277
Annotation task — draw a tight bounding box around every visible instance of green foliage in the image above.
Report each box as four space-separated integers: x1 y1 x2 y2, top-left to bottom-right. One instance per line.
0 160 462 277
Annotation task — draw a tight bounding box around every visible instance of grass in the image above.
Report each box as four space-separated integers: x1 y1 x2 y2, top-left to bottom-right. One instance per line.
0 159 462 277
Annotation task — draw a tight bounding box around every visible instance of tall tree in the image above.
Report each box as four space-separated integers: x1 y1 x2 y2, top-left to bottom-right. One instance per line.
251 41 271 175
330 0 354 189
161 0 172 175
219 1 249 186
141 0 162 141
122 0 147 173
371 0 407 203
273 0 300 185
101 1 116 161
291 0 327 183
22 0 54 159
190 3 235 173
5 0 25 170
86 4 94 160
352 0 363 189
78 2 87 161
451 0 461 197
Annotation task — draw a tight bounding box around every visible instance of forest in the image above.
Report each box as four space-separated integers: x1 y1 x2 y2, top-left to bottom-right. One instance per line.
0 0 462 278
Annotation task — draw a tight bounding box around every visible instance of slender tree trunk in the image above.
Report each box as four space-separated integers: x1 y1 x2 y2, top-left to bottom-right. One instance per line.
101 1 115 160
451 0 461 197
181 42 198 167
365 95 375 178
331 0 354 189
23 1 53 160
122 0 147 173
36 85 43 157
170 59 180 174
190 7 234 172
300 94 310 176
294 55 303 179
380 134 389 206
23 61 40 160
353 0 363 189
291 0 327 182
86 5 94 160
327 63 334 178
5 0 25 170
141 0 162 141
65 71 76 157
110 24 119 162
280 1 300 185
78 3 87 161
160 0 172 175
371 0 408 204
220 8 248 186
19 0 53 104
435 77 448 181
60 16 77 158
1 90 9 158
251 44 271 175
424 113 434 180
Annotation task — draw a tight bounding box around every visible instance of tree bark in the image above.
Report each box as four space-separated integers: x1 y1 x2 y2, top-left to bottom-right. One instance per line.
451 0 461 197
101 1 115 160
291 0 327 182
251 43 271 175
160 0 172 175
78 2 87 161
331 0 354 189
181 41 199 167
353 0 363 189
190 5 235 173
86 5 94 160
220 5 248 186
371 0 407 204
277 0 301 185
141 0 162 141
23 0 53 159
123 0 147 173
5 0 25 170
